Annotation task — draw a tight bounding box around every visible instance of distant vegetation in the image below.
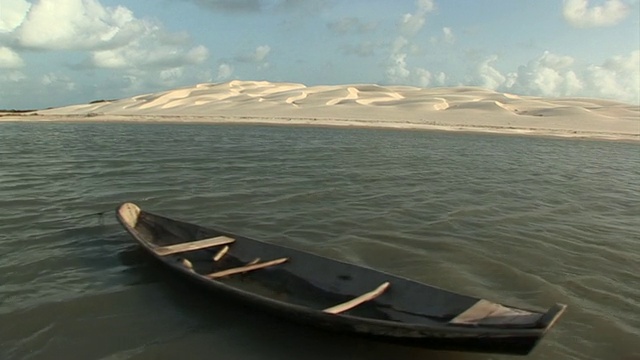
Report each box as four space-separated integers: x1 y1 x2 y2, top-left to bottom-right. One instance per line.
0 109 36 116
89 99 117 104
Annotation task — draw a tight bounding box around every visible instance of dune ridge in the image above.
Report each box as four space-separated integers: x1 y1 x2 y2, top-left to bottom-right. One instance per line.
3 80 639 140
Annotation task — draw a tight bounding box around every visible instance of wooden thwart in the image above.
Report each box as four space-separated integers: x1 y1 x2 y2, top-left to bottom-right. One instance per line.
207 257 288 279
213 245 230 261
179 258 194 271
324 282 390 314
153 236 235 256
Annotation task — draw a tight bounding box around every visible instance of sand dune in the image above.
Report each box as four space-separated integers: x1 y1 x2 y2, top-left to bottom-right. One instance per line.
3 81 638 140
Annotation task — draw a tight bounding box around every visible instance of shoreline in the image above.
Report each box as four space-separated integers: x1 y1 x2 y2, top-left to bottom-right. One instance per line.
2 113 638 142
2 81 638 142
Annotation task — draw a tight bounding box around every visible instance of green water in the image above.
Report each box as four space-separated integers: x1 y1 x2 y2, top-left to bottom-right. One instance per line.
0 122 638 360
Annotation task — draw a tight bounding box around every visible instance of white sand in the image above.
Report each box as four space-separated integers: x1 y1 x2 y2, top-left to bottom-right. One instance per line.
2 80 638 140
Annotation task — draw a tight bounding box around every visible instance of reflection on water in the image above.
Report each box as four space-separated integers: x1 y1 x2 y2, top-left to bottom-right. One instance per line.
0 122 638 360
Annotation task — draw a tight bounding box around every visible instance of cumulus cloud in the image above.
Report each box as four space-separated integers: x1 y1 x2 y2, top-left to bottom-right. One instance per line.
442 27 455 44
0 0 210 108
9 0 209 72
471 51 583 97
415 68 431 87
476 55 506 90
583 50 639 103
232 45 270 70
469 50 639 104
254 45 271 62
0 46 24 68
217 63 233 80
386 0 436 85
386 52 410 83
430 26 455 44
17 0 143 50
399 0 435 36
236 45 271 63
390 36 409 56
506 51 583 97
433 71 447 86
563 0 630 28
0 0 30 33
91 44 209 70
158 67 185 85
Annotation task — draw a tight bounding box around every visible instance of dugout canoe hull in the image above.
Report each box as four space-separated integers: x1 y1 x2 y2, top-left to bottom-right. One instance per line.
116 202 566 355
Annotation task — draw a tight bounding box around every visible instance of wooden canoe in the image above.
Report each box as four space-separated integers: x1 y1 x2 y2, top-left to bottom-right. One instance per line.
116 202 566 355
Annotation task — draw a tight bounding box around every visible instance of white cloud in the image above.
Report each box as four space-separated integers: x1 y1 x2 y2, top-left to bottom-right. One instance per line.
254 45 271 62
583 50 639 103
506 51 583 97
233 45 271 71
159 67 184 84
0 46 23 68
0 0 212 108
10 0 208 72
236 45 271 63
415 68 431 87
387 0 437 85
400 0 435 36
468 50 639 104
386 52 410 83
476 55 506 90
17 0 142 50
91 43 208 70
472 52 583 97
217 63 233 80
390 36 409 55
563 0 630 28
442 27 455 44
0 0 30 33
433 72 446 85
537 51 575 69
430 26 455 44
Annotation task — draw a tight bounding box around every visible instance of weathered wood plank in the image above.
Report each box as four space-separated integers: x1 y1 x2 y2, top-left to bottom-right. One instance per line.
118 202 141 227
207 258 288 278
450 299 536 325
153 236 235 256
213 245 230 261
324 282 390 314
179 258 194 271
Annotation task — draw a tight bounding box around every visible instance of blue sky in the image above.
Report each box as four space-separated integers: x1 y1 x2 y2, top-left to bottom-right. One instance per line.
1 0 638 109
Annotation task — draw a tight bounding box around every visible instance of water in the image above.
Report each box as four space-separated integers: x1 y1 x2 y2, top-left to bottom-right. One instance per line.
0 122 638 360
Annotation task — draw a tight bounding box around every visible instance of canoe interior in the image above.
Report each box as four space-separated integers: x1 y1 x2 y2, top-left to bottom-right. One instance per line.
118 203 550 328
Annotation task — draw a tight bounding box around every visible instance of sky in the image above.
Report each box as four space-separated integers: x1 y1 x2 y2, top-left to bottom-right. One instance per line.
0 0 639 109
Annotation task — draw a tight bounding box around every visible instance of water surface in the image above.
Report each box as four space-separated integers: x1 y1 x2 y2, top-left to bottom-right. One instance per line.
0 122 638 359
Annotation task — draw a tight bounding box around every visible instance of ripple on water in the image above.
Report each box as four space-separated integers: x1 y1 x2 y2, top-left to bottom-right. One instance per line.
0 122 638 360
